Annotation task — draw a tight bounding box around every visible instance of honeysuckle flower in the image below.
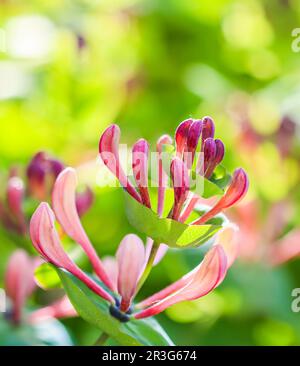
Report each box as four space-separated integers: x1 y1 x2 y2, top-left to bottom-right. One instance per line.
99 118 248 228
0 151 94 237
3 250 77 326
27 151 65 200
5 250 38 325
28 296 77 324
29 168 239 321
230 199 300 267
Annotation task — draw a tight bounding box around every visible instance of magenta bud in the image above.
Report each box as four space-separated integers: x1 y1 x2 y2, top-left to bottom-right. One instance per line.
175 119 193 157
76 187 94 217
7 177 26 234
27 152 64 200
170 157 190 220
186 120 202 168
132 139 151 208
214 139 225 165
201 116 215 144
203 137 216 173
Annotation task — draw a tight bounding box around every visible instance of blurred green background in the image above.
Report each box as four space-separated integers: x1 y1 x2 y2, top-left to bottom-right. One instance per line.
1 0 300 345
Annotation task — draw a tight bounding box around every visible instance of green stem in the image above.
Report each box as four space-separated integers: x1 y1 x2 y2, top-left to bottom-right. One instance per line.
136 241 159 293
94 332 109 346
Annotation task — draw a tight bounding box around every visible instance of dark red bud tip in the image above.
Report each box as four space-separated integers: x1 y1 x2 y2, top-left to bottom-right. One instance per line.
186 120 202 167
214 139 225 165
202 116 215 142
175 119 193 156
203 137 216 173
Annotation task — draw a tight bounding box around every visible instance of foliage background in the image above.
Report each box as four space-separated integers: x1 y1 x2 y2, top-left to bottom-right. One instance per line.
1 0 300 345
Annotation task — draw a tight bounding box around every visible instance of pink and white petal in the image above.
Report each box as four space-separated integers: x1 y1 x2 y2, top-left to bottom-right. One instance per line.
30 203 114 303
102 256 119 293
52 168 113 290
135 245 227 319
117 234 145 310
144 238 168 267
268 229 300 267
214 223 239 269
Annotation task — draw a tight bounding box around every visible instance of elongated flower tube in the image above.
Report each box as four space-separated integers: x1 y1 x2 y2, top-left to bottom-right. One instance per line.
170 157 190 220
29 296 77 324
6 176 26 234
116 234 145 312
30 202 114 303
99 124 142 203
75 187 94 217
52 168 114 291
192 168 249 225
135 245 227 319
5 250 37 324
132 139 151 208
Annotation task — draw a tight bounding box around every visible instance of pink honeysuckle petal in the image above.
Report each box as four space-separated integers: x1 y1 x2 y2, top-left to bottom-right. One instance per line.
192 168 249 225
137 246 226 308
268 229 300 267
29 296 77 324
170 157 190 220
7 176 26 233
30 203 114 303
156 134 173 216
145 238 168 267
214 224 239 269
116 234 145 312
132 138 151 208
179 193 200 223
135 245 227 318
5 250 36 324
99 124 142 202
102 256 118 293
175 119 193 157
52 168 114 290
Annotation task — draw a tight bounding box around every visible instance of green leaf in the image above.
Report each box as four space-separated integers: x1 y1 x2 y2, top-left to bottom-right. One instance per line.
0 315 72 346
34 262 62 289
57 268 174 346
124 193 221 248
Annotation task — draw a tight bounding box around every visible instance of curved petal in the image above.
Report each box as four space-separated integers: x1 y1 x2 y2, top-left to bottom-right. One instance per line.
52 168 114 290
5 250 36 324
268 229 300 266
135 245 227 319
102 256 118 293
117 234 145 312
99 124 142 202
214 223 239 269
30 203 114 303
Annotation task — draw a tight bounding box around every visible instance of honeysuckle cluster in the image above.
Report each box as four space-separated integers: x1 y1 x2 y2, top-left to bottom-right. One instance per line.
99 117 248 226
0 151 93 237
4 249 76 326
99 118 248 264
30 167 240 321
